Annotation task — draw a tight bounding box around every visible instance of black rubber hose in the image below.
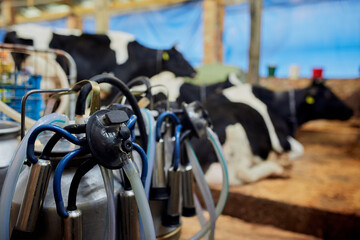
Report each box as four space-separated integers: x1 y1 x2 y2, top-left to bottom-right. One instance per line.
127 76 152 99
40 124 86 160
180 129 192 144
75 74 147 149
67 158 97 211
110 76 152 105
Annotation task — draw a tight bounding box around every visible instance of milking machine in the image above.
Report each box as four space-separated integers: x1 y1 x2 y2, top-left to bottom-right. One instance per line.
0 73 229 240
0 121 20 194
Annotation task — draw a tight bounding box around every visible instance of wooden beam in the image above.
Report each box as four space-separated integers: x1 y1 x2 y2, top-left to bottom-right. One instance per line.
71 5 94 16
67 13 82 30
14 11 71 25
223 0 248 5
247 0 262 85
109 0 192 13
0 0 193 28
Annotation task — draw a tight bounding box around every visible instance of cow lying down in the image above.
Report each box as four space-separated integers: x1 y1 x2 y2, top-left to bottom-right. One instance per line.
187 79 353 185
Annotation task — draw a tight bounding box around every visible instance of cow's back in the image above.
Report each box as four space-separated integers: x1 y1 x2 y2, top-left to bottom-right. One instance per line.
49 33 117 81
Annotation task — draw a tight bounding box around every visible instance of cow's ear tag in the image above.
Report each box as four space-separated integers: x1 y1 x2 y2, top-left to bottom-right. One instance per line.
306 96 315 104
162 52 170 61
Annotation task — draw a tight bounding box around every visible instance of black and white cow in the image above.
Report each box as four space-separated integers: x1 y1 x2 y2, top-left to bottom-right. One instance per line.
187 79 353 184
4 30 196 83
49 33 196 82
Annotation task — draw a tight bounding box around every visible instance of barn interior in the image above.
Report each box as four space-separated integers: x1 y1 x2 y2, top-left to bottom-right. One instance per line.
0 0 359 240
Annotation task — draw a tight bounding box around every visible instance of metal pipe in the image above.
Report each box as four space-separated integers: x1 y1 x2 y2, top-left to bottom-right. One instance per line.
0 44 76 86
1 43 77 120
20 88 71 139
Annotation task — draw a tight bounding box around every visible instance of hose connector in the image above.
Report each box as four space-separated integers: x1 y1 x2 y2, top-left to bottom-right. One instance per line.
118 189 140 240
63 209 83 240
162 166 181 227
150 139 169 200
181 164 196 217
14 159 52 233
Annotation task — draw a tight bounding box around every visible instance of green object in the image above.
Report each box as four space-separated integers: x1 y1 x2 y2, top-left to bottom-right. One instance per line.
267 65 277 77
184 63 246 86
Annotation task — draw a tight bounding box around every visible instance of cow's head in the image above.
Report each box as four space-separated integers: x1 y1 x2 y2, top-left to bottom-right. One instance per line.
298 79 353 123
160 46 196 78
126 41 196 78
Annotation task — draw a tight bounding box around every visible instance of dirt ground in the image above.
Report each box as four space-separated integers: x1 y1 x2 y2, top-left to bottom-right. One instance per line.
228 118 360 214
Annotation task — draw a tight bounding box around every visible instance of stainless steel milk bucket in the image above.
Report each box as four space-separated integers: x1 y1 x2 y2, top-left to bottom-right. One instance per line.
0 121 20 194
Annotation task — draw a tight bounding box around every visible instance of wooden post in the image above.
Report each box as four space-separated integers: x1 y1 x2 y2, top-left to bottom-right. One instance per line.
203 0 224 64
1 0 15 26
67 14 82 30
27 0 35 7
248 0 262 85
217 1 225 63
94 0 109 34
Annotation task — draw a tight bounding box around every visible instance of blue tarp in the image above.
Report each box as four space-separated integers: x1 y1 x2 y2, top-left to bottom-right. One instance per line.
2 0 359 78
0 29 6 43
224 0 360 78
35 18 67 28
83 0 203 68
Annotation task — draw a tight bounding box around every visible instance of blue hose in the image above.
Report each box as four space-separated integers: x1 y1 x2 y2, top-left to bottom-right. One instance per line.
27 124 85 164
155 112 181 141
126 115 137 129
173 124 182 170
53 147 89 218
132 142 148 187
127 115 137 141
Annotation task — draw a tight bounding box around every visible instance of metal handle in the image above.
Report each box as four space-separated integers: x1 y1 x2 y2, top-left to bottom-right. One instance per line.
20 88 71 139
